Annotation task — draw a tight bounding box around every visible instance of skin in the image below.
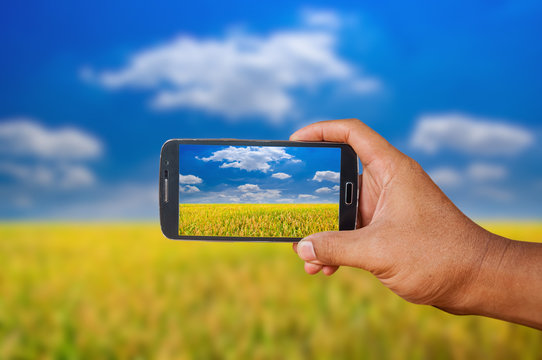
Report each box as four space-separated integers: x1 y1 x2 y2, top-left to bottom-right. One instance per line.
290 118 542 330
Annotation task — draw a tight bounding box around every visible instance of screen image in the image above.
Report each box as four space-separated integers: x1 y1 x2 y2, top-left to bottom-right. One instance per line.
178 144 341 237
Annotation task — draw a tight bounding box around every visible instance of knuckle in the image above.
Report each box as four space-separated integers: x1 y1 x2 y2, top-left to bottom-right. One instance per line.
314 232 342 264
400 156 424 174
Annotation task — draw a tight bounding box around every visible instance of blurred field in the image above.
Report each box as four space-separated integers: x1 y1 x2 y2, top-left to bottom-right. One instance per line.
0 223 541 359
179 204 339 237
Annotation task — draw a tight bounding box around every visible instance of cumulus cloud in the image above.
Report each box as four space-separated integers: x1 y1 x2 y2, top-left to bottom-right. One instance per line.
429 163 508 188
312 170 340 182
0 118 100 195
474 187 514 202
238 183 262 192
179 174 203 184
410 113 534 156
0 163 54 186
58 165 96 188
301 9 342 29
315 185 340 193
48 183 158 219
237 183 282 202
466 163 507 182
179 185 200 193
181 183 288 203
428 167 463 187
198 146 294 172
298 194 318 200
85 10 380 122
272 172 291 180
0 118 102 159
0 162 96 189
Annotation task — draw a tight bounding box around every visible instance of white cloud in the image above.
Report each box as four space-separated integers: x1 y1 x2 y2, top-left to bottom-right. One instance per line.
0 163 54 186
179 174 203 184
241 190 282 202
272 172 291 180
315 185 340 193
429 163 508 188
238 183 282 202
0 162 95 188
298 194 318 200
315 186 332 193
349 78 381 94
238 183 262 192
0 118 102 160
49 183 158 219
58 165 96 189
314 185 340 194
198 146 293 172
0 118 100 199
312 170 340 182
302 9 342 29
184 183 285 203
466 163 507 182
411 113 534 156
428 167 463 187
474 187 514 202
180 185 200 193
85 11 380 122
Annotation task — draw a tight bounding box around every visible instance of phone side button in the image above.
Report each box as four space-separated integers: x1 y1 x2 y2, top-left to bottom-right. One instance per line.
164 178 169 203
345 182 353 205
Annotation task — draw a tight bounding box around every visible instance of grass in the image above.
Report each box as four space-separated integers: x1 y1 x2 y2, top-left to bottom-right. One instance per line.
179 204 339 237
0 222 541 359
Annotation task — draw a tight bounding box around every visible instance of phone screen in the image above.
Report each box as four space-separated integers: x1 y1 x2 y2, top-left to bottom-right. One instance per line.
178 144 342 237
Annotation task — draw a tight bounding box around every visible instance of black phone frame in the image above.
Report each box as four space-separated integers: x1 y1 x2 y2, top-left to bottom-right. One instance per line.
160 139 358 242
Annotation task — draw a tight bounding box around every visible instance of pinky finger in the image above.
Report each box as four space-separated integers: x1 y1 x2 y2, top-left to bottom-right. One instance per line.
304 262 323 275
322 265 339 276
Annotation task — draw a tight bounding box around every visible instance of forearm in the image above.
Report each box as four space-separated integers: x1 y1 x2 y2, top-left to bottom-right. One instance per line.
459 232 542 329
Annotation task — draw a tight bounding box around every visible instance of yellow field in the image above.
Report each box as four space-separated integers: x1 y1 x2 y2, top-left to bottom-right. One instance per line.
179 204 339 237
0 222 541 359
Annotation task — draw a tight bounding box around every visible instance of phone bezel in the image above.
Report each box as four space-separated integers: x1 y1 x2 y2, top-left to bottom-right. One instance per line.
160 139 358 242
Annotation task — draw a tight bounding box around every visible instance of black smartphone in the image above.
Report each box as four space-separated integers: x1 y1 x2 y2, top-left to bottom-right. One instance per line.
160 139 358 242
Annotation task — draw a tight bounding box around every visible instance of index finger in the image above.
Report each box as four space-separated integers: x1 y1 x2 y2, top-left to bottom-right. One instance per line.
290 118 399 167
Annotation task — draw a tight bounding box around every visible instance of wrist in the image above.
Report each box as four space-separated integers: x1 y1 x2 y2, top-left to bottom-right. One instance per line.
448 230 511 316
446 229 542 329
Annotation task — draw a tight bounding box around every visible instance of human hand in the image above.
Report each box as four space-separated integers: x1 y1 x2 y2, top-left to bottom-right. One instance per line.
290 119 510 314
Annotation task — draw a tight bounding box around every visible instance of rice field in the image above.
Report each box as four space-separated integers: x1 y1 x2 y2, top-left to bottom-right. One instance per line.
179 204 339 237
0 222 541 359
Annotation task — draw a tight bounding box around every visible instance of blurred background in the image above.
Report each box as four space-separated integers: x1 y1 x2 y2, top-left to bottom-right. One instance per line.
1 0 541 358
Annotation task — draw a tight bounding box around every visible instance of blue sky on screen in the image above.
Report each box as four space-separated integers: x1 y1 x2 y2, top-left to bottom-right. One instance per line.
179 145 341 204
0 0 541 219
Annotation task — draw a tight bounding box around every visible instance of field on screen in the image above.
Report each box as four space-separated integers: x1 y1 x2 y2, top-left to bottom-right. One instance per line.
179 203 339 237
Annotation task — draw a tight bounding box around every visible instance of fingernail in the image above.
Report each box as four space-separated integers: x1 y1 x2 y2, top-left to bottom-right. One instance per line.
297 241 316 261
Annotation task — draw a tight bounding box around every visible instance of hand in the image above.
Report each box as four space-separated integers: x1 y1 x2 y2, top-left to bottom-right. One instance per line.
290 119 542 329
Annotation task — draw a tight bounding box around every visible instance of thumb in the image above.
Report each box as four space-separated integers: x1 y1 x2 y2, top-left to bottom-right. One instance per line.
296 228 375 269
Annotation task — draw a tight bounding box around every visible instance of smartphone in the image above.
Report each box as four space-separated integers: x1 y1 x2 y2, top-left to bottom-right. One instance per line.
160 139 358 242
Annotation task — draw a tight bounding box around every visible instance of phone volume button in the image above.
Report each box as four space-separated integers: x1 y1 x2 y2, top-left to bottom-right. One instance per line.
164 178 169 203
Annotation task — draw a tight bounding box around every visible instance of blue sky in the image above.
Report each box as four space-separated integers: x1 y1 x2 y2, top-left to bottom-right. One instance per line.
0 0 541 219
179 145 341 204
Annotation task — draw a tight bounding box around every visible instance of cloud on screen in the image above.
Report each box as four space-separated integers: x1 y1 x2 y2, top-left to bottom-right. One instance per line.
271 172 291 180
312 170 340 182
179 174 203 184
196 146 295 172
